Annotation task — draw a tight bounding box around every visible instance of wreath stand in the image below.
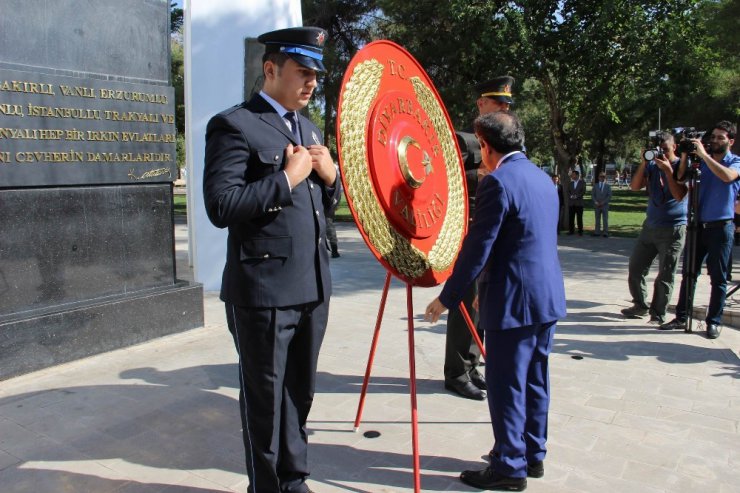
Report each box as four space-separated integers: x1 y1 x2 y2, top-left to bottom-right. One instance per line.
351 271 485 492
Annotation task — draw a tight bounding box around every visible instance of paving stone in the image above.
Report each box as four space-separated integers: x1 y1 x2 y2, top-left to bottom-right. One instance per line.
0 222 738 492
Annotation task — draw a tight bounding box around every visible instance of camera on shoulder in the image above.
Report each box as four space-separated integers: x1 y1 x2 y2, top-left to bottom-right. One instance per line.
675 127 707 154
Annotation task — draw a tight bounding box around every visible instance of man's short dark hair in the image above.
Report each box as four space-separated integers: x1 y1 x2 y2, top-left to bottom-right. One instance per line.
262 52 290 74
656 131 674 143
473 111 524 154
714 120 736 140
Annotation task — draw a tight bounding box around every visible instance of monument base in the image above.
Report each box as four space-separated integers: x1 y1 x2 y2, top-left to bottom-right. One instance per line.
0 280 204 380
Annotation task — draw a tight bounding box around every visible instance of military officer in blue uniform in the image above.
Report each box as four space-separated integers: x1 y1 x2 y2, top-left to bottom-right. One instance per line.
203 26 338 493
444 75 515 401
426 111 566 491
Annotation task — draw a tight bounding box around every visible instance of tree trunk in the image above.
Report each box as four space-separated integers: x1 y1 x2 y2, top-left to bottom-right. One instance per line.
541 74 580 233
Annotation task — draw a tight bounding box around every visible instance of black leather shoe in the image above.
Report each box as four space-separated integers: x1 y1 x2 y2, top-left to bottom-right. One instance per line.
487 452 544 479
445 379 486 400
659 318 687 331
526 461 544 478
469 370 487 390
460 467 526 491
706 324 720 339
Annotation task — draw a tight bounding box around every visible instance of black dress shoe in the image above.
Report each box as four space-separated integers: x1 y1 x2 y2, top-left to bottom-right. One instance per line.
526 461 544 478
469 370 487 390
486 452 544 479
706 324 720 339
445 379 486 400
460 467 526 491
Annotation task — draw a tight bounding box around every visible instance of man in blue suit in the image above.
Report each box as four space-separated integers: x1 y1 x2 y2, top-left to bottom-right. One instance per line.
425 111 566 491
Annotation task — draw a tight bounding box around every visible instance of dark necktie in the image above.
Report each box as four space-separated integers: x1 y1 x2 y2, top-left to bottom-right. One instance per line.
284 112 301 144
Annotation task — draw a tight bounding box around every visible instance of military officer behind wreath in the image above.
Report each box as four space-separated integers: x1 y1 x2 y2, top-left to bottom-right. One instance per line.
443 75 515 401
203 27 339 493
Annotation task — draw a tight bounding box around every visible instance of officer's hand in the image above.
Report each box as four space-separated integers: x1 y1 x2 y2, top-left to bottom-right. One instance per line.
477 162 488 178
284 144 312 188
424 297 448 324
307 145 336 185
472 295 479 311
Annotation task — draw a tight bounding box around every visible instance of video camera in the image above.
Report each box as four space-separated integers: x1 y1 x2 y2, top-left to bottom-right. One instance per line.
642 127 709 161
675 127 708 154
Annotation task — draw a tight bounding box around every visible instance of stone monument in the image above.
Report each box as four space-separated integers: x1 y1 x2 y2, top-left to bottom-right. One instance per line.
0 0 204 379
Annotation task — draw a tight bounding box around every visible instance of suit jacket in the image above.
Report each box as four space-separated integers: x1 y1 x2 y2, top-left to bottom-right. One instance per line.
439 153 566 331
556 183 564 207
203 94 339 308
567 179 586 207
591 181 612 208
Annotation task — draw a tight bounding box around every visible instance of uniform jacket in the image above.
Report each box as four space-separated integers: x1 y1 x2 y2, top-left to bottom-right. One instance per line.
203 94 339 308
567 179 586 207
439 153 566 331
591 181 612 208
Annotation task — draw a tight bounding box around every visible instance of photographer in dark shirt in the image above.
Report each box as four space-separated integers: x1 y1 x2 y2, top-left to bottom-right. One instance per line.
661 121 740 338
621 132 687 325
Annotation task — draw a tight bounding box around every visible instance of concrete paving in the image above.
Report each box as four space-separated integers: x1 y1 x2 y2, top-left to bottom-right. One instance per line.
0 221 738 492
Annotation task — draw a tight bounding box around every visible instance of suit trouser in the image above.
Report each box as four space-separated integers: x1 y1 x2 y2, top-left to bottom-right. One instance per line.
594 205 609 234
444 283 482 381
486 321 556 478
568 206 583 233
627 223 686 317
226 301 328 493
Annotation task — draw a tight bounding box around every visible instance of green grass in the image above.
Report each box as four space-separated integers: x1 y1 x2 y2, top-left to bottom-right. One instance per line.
334 193 353 221
579 186 647 237
174 193 187 215
173 186 651 238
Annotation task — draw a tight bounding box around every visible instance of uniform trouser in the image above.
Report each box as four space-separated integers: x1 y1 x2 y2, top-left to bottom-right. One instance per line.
325 217 337 247
226 301 328 493
486 321 556 479
675 222 734 325
627 223 686 318
444 283 482 381
568 206 583 233
594 205 609 234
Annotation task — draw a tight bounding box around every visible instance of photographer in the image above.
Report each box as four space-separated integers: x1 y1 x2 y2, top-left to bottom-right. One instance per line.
621 132 687 325
661 121 740 338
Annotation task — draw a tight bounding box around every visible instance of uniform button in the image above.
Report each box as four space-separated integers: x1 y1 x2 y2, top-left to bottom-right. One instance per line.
315 210 319 216
263 253 270 258
274 155 279 161
310 183 314 189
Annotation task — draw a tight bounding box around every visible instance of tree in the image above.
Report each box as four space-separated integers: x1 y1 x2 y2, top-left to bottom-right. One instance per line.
374 0 714 228
170 2 183 33
302 0 379 155
170 2 185 177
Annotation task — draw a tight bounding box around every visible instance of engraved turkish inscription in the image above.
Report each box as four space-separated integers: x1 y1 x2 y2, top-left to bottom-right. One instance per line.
0 69 176 187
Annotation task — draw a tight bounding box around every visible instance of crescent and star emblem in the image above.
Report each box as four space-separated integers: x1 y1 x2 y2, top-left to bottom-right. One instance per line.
397 135 433 189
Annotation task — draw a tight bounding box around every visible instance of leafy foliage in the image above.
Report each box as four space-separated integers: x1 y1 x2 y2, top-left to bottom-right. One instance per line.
170 3 185 172
302 0 380 155
304 0 735 177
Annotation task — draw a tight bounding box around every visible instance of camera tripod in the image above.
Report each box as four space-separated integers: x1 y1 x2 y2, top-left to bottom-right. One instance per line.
683 157 701 333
